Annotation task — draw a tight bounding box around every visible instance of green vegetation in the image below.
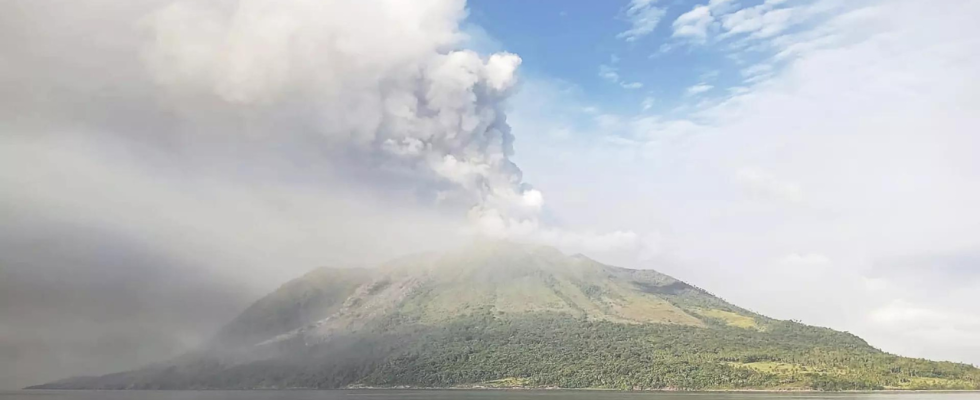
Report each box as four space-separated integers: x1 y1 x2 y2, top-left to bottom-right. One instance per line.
29 242 980 391
358 313 980 390
481 377 531 388
692 308 760 330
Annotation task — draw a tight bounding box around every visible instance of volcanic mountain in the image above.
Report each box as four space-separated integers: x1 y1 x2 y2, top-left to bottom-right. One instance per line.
31 241 980 390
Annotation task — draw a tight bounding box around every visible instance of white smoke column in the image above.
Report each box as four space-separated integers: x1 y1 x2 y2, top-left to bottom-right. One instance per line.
140 0 640 253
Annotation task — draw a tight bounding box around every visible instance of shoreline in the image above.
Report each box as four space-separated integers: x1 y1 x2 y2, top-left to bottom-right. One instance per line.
350 387 980 393
20 386 980 393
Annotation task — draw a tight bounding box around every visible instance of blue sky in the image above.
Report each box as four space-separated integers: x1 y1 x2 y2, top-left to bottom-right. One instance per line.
467 0 826 117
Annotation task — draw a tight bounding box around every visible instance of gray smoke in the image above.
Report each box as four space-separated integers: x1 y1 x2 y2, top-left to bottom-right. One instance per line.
0 0 643 389
137 0 534 217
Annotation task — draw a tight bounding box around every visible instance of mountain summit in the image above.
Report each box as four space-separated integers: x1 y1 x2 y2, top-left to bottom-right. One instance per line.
32 242 980 391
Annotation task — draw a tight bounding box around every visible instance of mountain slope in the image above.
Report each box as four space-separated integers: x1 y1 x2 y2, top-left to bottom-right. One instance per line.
31 241 980 391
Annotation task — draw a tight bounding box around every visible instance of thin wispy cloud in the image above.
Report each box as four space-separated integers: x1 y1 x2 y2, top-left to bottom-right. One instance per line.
618 0 666 42
685 83 714 96
642 97 656 111
599 64 644 89
672 5 714 42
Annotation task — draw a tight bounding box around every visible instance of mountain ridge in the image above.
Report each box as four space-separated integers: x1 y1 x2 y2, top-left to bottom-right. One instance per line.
30 241 980 391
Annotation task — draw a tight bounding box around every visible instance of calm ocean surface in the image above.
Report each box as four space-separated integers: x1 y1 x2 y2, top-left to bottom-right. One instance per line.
2 391 979 400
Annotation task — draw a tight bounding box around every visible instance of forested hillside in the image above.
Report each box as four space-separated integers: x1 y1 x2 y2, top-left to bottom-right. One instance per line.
31 242 980 391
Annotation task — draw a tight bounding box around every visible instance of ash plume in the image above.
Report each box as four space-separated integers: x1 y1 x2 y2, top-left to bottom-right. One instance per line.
0 0 644 389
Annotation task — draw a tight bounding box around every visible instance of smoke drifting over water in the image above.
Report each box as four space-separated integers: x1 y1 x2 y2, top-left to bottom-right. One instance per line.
0 0 644 389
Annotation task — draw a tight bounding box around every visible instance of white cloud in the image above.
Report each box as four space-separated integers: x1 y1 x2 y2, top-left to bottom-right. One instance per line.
669 0 742 44
641 97 656 111
595 113 622 129
599 64 643 89
699 70 721 81
618 0 667 42
653 43 675 57
734 167 804 203
871 301 979 327
780 252 831 266
633 117 705 143
740 63 774 82
471 207 646 254
868 300 980 360
707 0 737 14
721 4 795 38
681 0 980 363
672 5 714 42
511 0 980 366
602 135 643 147
548 127 573 140
668 0 840 54
685 83 714 96
599 64 621 83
